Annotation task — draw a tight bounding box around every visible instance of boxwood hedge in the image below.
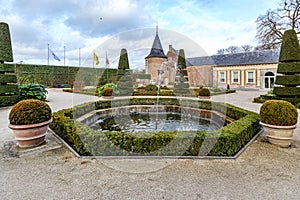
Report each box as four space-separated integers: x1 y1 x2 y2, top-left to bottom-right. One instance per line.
275 75 300 86
50 97 261 157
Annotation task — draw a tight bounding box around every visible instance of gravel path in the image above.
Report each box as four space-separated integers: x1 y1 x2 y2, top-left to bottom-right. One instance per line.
1 89 300 200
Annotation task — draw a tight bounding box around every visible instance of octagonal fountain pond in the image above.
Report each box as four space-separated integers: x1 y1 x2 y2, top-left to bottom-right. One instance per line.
50 97 261 158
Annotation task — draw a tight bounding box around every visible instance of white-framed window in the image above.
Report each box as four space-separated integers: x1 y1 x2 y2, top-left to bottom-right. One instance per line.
247 71 255 83
219 71 226 83
232 71 239 83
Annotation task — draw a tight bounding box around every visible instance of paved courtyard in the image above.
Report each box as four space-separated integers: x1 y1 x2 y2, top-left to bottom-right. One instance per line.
1 89 300 199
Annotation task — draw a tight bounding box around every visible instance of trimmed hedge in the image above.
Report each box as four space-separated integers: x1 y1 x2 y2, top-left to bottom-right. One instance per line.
275 75 300 86
0 74 17 83
275 29 300 101
198 88 211 96
0 22 13 62
273 87 300 96
9 99 52 125
259 100 298 126
177 70 188 77
0 95 19 107
0 63 14 72
0 61 18 107
133 90 175 96
0 84 18 94
117 48 130 70
50 97 260 157
279 29 300 62
277 62 300 74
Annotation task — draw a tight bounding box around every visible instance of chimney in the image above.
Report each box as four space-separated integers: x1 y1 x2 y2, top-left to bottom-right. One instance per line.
169 45 173 52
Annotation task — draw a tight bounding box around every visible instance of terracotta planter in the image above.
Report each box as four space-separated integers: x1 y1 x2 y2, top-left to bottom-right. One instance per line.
8 119 52 148
198 96 211 100
260 121 297 147
102 96 114 99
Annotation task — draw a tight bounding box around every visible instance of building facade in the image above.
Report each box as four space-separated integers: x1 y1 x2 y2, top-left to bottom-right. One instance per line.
187 50 279 89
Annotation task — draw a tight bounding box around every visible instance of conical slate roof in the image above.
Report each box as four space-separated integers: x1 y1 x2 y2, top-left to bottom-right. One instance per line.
145 28 167 59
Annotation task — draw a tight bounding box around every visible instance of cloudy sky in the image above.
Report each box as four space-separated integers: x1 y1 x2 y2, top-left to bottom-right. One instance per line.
1 0 278 69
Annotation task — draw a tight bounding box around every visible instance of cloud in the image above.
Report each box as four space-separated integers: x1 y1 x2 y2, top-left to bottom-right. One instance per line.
0 0 280 66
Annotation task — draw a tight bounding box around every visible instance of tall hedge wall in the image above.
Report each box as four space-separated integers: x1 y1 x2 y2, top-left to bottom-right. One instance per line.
12 64 117 86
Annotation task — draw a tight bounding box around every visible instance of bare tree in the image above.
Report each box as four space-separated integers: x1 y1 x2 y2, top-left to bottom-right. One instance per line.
256 0 300 50
225 46 241 54
241 45 253 52
216 45 253 55
217 49 225 55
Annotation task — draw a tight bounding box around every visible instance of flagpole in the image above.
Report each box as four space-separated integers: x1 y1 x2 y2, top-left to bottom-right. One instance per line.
106 51 108 82
64 46 66 66
93 51 94 68
47 44 49 65
79 48 81 67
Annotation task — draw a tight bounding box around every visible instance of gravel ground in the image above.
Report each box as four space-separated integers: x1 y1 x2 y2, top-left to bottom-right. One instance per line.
1 89 300 200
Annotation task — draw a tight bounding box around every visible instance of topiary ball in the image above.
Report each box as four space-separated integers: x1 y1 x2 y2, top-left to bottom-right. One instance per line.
9 99 52 125
145 84 158 92
260 100 298 126
198 88 211 96
102 88 114 96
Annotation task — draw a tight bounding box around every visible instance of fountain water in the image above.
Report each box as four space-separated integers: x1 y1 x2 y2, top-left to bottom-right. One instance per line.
156 69 164 130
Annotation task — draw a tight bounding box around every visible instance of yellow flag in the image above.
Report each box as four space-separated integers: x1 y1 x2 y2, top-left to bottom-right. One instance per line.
93 52 99 65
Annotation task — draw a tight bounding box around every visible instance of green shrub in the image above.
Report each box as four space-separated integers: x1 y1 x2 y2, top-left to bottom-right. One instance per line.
273 87 300 96
98 83 119 96
253 97 266 104
0 22 13 62
9 99 52 125
260 100 298 126
277 62 300 74
198 88 211 96
274 29 300 100
117 48 130 70
279 29 300 62
133 90 174 96
0 74 17 83
275 75 300 86
145 84 158 92
177 49 187 70
19 83 48 101
0 95 19 107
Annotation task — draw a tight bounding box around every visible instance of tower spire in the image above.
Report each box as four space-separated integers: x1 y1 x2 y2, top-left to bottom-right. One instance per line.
145 24 167 59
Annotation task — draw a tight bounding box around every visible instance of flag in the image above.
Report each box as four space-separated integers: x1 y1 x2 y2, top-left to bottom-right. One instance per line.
106 51 109 67
49 48 61 61
93 52 99 65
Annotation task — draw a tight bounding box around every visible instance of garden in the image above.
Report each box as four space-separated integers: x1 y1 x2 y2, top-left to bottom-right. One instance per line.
1 21 299 158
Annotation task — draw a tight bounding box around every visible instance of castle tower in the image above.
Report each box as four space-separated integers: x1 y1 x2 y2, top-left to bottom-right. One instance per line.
145 26 167 84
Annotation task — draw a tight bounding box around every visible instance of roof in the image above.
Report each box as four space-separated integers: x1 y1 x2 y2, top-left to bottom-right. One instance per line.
145 30 167 59
186 50 279 67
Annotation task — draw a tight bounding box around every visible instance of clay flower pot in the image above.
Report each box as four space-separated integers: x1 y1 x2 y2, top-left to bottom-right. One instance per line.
9 119 52 148
198 96 211 100
259 100 298 147
259 121 296 147
8 99 52 148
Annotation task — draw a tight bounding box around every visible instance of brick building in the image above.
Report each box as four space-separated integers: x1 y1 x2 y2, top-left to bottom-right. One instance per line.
187 50 279 89
145 27 177 85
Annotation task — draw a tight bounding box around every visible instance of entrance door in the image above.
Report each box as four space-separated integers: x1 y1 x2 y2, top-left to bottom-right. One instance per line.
264 72 275 89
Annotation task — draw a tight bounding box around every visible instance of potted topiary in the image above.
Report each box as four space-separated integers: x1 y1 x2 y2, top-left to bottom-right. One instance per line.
198 87 211 99
259 100 298 147
101 87 114 99
8 99 52 148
